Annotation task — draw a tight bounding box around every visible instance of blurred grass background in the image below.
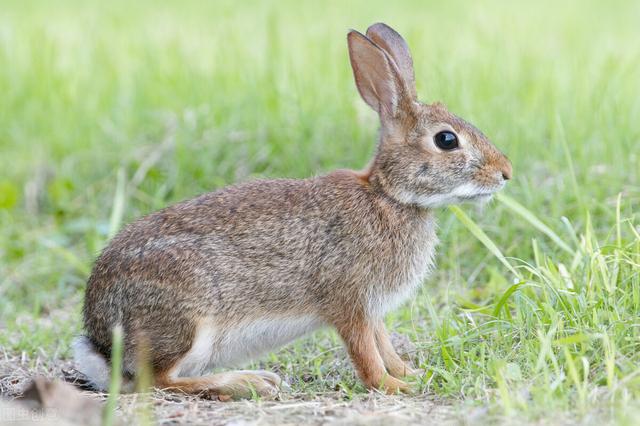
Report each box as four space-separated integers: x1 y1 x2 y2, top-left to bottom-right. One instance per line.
1 0 639 422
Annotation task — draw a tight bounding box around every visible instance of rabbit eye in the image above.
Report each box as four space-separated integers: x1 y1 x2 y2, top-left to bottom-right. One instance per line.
434 131 459 150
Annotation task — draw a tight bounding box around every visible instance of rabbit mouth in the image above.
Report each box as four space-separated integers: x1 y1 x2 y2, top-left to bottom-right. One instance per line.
460 193 493 201
455 183 504 203
456 192 494 204
397 185 497 208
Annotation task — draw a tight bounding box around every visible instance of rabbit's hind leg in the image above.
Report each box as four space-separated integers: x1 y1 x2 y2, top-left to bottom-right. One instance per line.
335 317 410 394
374 321 419 378
155 370 284 400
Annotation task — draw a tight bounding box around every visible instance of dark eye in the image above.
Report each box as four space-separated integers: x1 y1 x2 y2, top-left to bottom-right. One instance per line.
434 131 459 150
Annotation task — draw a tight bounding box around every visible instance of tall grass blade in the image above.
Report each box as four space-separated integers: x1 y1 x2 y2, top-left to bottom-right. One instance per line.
493 282 525 317
108 168 127 239
555 114 585 210
103 325 124 426
497 193 575 255
449 205 521 278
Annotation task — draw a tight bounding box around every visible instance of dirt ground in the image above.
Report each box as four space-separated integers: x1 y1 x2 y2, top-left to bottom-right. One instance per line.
0 354 467 426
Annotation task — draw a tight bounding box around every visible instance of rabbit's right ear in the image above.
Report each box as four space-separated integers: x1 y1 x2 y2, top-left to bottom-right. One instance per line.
365 23 416 100
347 30 409 119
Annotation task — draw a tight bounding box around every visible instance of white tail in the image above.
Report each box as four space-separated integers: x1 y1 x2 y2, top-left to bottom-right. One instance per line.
72 336 111 391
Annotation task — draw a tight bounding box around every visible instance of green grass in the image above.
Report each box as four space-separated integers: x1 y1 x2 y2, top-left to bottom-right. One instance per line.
1 0 639 423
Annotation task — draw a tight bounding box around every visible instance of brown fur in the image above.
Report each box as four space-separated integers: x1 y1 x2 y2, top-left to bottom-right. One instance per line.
76 23 511 398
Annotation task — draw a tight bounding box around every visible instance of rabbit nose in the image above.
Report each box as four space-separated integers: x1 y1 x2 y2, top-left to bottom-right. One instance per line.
500 157 513 181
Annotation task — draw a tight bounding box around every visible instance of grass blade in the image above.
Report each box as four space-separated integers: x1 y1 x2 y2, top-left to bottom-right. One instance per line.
108 168 127 239
497 193 575 255
555 114 585 210
493 282 525 317
449 205 521 278
103 325 124 426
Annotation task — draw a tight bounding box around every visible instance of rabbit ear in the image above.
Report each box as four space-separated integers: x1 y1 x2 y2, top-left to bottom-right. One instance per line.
365 23 416 100
347 30 407 119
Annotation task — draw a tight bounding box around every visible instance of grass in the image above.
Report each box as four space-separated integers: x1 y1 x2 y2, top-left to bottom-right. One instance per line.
1 0 639 423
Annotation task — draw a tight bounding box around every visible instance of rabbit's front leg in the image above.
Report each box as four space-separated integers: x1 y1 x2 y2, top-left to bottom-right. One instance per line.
336 318 410 394
374 321 419 378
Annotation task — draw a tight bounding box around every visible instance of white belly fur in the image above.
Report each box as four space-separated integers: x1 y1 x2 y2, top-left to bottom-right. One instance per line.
170 315 323 378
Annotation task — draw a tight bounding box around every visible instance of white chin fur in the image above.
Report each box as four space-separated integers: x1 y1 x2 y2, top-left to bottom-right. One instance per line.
72 336 111 391
399 182 497 209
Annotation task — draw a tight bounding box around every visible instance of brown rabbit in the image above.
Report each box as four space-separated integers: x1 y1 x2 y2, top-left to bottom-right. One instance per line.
74 23 512 398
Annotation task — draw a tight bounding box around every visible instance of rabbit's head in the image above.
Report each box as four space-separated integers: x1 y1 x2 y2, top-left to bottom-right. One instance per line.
348 23 512 208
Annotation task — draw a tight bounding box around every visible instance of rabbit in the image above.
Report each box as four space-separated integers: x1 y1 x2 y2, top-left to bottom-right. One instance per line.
74 22 512 399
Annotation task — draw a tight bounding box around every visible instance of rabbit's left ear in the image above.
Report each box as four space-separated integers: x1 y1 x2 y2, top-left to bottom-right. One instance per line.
366 23 416 100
